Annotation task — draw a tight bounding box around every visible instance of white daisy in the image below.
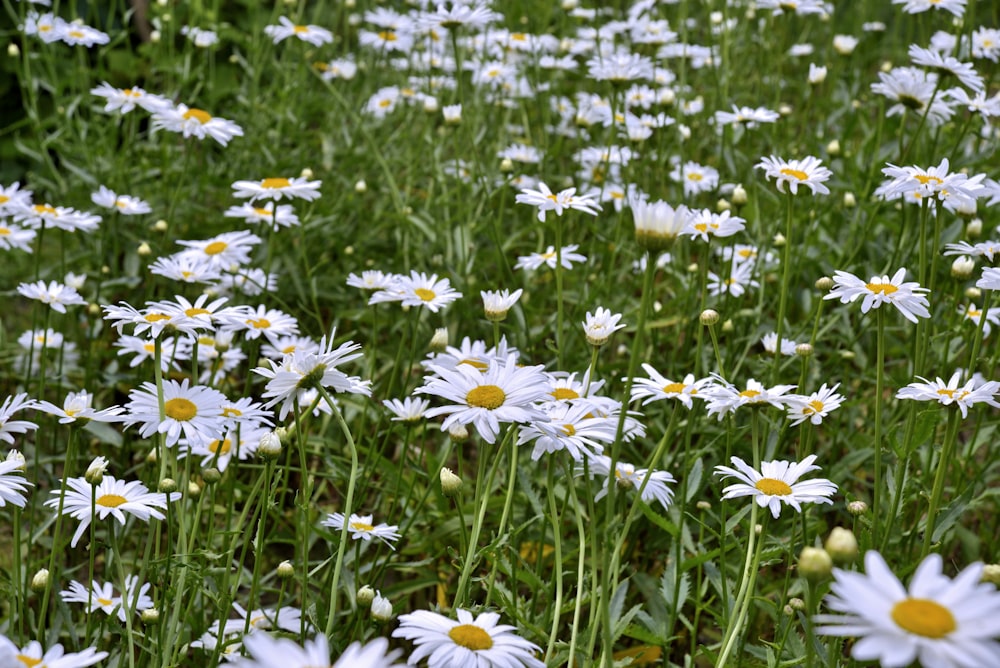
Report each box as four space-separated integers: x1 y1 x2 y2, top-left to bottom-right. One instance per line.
0 638 106 667
321 512 401 549
515 181 602 223
151 103 244 146
392 608 545 668
383 397 430 422
755 155 832 195
682 209 746 242
89 82 170 114
0 450 32 508
35 390 125 424
13 202 101 233
219 304 299 346
703 375 797 420
0 221 36 253
824 268 931 323
815 550 1000 667
896 370 1000 418
264 16 333 47
582 307 626 346
124 378 227 448
90 185 152 215
368 270 462 313
239 633 405 668
582 454 676 511
514 245 587 271
628 364 709 409
715 454 837 519
175 230 262 271
785 383 845 426
60 575 153 621
231 177 322 203
0 393 39 444
517 402 617 461
631 198 689 250
17 279 87 313
223 202 300 228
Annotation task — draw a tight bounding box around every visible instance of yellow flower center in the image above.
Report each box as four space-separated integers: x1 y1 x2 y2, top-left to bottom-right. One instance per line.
282 345 297 354
466 385 506 409
780 168 809 181
123 88 140 97
185 307 211 317
755 478 792 496
254 207 271 216
458 359 488 371
164 397 198 421
561 424 577 436
261 178 291 189
663 382 686 394
0 227 9 235
65 408 81 417
865 282 898 295
936 388 955 398
144 313 171 322
688 173 704 181
448 624 494 651
0 195 7 204
915 174 943 186
551 387 580 400
804 400 825 414
18 655 43 666
378 98 393 108
97 494 128 508
247 318 271 329
68 30 85 38
968 309 982 317
183 108 213 124
293 25 309 33
34 204 57 215
97 597 114 606
222 406 242 418
694 223 708 232
204 241 228 255
414 288 437 302
740 389 761 399
891 598 955 638
350 520 374 532
209 438 232 455
379 30 397 42
511 32 527 41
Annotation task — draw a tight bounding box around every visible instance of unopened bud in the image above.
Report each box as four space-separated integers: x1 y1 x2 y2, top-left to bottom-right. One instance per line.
422 96 439 113
731 184 747 205
798 546 833 582
158 478 177 494
300 168 314 179
202 467 221 484
371 592 393 621
448 424 468 443
824 527 859 564
716 198 730 212
277 560 295 579
354 180 367 194
952 255 975 279
357 584 375 607
982 564 1000 585
500 157 514 173
966 286 982 300
795 343 814 358
773 232 786 247
187 480 201 498
966 218 983 238
429 327 449 353
440 467 463 496
31 569 49 592
788 597 806 611
847 500 868 516
843 192 856 208
153 219 168 232
696 500 711 511
137 242 152 256
8 43 20 58
85 456 109 485
141 608 160 625
6 450 26 471
826 139 841 156
700 309 720 326
815 276 833 291
721 319 734 332
259 431 282 459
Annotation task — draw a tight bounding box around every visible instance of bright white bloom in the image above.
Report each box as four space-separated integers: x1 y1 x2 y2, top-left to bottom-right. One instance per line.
13 203 101 232
893 0 967 18
872 67 955 126
815 551 1000 668
219 304 299 345
517 402 618 461
515 181 602 222
91 185 152 215
761 332 798 356
58 22 109 47
682 209 746 242
628 365 709 409
671 161 719 196
756 155 832 195
582 307 625 346
703 375 797 420
417 354 549 444
393 608 545 668
825 268 931 323
0 221 36 252
346 270 397 292
382 397 430 422
0 450 32 508
631 198 688 250
714 104 779 128
959 302 1000 336
151 104 244 146
180 26 219 47
715 454 837 518
586 51 654 83
60 575 152 621
368 271 462 312
514 245 587 271
707 262 759 297
757 0 827 15
481 288 523 321
264 16 333 47
583 454 676 510
321 512 401 549
978 267 1000 291
910 44 983 91
224 201 300 228
0 394 38 445
785 383 845 426
239 633 405 668
17 280 86 313
0 637 106 668
881 158 984 205
35 390 125 424
175 230 262 270
896 370 1000 418
90 82 170 114
125 379 227 447
45 475 180 547
231 177 322 202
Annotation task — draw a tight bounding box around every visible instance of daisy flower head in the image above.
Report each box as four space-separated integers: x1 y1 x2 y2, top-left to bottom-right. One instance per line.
896 370 1000 418
220 304 299 345
90 82 170 114
583 454 676 510
707 261 760 297
60 575 152 621
958 302 1000 337
516 401 618 462
321 512 401 549
481 288 523 322
91 185 152 215
0 638 106 668
346 269 397 292
586 51 655 84
631 199 689 251
231 176 322 202
825 268 931 323
514 245 587 271
881 158 984 205
175 230 262 270
17 280 87 313
583 307 625 347
755 155 832 195
149 255 221 284
13 202 101 232
224 201 300 229
682 209 746 243
761 332 798 356
35 390 125 424
628 364 709 409
671 161 720 197
785 383 845 426
714 104 780 128
0 394 39 445
180 25 219 48
58 21 110 47
383 396 430 422
909 44 984 92
264 16 333 47
151 103 244 146
368 270 462 313
715 454 837 518
703 375 797 420
0 450 32 508
125 378 227 448
872 66 954 126
893 0 967 18
239 633 405 668
392 608 545 668
815 550 1000 667
515 181 602 223
417 353 549 444
46 475 180 547
978 267 1000 291
0 221 36 253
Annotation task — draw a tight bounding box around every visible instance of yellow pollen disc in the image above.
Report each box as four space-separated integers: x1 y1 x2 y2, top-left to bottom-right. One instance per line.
164 397 198 421
937 388 955 398
562 424 577 436
143 343 155 353
97 597 114 606
18 657 43 667
254 207 271 216
185 307 211 317
551 387 580 400
282 345 296 354
738 249 753 258
688 173 704 181
694 223 708 232
755 478 792 496
0 228 9 235
65 408 81 417
779 168 809 181
740 389 761 398
487 69 500 77
459 359 489 371
123 88 140 97
414 288 437 302
663 382 686 394
209 438 232 455
34 204 57 214
183 108 213 124
249 615 266 626
0 195 7 203
448 624 494 651
293 25 309 33
247 318 271 329
261 178 291 189
805 400 824 414
546 193 559 202
40 25 52 31
378 99 393 108
115 200 127 208
891 598 955 638
865 282 899 295
466 384 506 409
198 336 215 346
511 32 527 41
97 494 128 508
68 30 85 38
379 30 397 41
350 521 374 532
915 174 943 186
204 241 228 255
222 407 242 417
144 313 171 322
969 309 982 317
541 251 556 260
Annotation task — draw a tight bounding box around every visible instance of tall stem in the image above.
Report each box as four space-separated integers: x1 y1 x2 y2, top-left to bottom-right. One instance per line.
771 191 795 385
872 308 886 546
922 409 961 557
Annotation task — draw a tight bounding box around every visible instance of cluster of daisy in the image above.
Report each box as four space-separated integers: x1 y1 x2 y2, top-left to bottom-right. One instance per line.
21 11 109 47
0 182 101 246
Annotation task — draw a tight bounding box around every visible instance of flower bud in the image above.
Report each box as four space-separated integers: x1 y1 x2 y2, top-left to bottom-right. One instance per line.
6 450 26 471
85 456 109 485
965 286 982 300
354 179 367 193
847 500 868 516
696 500 711 511
31 569 49 592
824 527 859 564
357 584 375 607
440 467 463 497
795 343 814 358
300 168 314 180
158 478 177 494
8 43 21 58
153 219 168 232
731 184 747 205
429 327 449 353
141 608 160 625
773 232 786 247
982 564 1000 586
202 467 222 485
951 255 975 279
826 139 841 156
788 597 806 611
371 592 393 622
815 276 833 291
699 309 720 326
448 424 468 442
967 218 983 238
187 480 201 498
500 157 514 173
716 198 730 212
722 319 734 333
443 104 462 124
277 560 295 580
258 431 282 459
137 242 152 256
843 192 856 208
798 546 833 582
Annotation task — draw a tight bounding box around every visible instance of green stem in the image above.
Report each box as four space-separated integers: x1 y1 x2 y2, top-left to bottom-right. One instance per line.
771 191 795 385
922 409 961 557
873 308 886 547
715 508 766 668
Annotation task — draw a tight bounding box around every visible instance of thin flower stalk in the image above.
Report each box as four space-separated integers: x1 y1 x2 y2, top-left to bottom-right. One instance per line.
771 190 796 384
922 409 961 557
